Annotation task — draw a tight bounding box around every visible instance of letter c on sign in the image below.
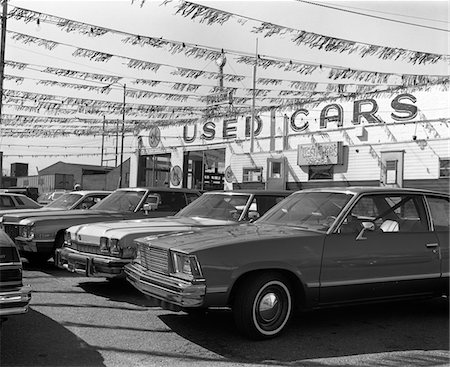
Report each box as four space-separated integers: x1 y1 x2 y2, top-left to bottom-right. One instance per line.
290 109 309 132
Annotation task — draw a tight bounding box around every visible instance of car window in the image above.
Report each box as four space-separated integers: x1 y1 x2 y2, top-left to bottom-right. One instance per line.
14 196 24 205
74 196 102 210
426 196 449 231
175 193 251 221
251 195 287 218
91 190 146 211
0 195 15 208
339 194 429 234
13 195 40 208
154 192 187 212
185 192 200 204
260 192 352 232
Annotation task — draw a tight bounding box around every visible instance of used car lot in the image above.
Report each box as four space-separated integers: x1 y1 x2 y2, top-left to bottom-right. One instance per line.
0 262 448 367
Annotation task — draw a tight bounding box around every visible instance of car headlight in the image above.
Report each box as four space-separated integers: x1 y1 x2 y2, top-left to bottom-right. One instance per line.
170 251 203 280
109 239 120 256
99 237 109 253
64 231 72 247
20 225 34 239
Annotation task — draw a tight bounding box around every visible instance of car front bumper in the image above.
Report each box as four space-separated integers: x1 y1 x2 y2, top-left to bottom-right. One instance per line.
0 285 32 317
15 238 53 254
124 262 206 309
55 247 130 278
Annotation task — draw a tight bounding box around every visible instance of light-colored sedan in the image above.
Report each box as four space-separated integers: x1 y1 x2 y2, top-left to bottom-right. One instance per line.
56 190 291 279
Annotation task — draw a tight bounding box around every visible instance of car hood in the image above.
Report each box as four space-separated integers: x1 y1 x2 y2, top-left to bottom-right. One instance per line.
2 209 126 223
71 216 236 244
137 223 322 253
0 207 58 217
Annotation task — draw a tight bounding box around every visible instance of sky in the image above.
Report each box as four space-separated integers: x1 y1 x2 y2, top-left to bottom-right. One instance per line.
0 0 448 176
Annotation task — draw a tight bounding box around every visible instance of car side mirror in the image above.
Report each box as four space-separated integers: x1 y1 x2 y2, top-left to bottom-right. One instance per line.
356 221 375 241
143 194 160 214
143 203 157 213
248 211 260 222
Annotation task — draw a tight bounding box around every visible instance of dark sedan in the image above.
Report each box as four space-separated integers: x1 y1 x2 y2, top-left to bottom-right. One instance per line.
125 187 449 339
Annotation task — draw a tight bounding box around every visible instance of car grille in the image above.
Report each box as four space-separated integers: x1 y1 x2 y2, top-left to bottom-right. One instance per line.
137 243 168 274
70 241 102 255
3 224 19 240
0 268 22 284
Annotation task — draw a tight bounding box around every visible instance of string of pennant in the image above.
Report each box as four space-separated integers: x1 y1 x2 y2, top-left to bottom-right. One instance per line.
3 4 449 139
4 59 450 109
173 1 450 65
7 29 448 89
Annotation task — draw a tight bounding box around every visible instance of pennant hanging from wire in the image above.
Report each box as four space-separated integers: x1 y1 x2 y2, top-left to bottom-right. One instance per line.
72 48 113 62
10 31 58 50
9 7 110 37
174 1 450 65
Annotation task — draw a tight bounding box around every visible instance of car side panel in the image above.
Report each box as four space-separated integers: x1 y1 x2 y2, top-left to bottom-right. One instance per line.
197 233 325 308
320 231 441 305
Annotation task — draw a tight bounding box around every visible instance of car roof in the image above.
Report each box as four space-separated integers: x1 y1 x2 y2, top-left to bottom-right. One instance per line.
205 189 293 195
0 192 28 197
293 186 449 196
65 190 112 195
117 187 201 193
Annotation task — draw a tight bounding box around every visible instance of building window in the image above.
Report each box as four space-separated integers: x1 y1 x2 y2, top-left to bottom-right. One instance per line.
308 165 333 180
439 158 449 178
243 167 263 182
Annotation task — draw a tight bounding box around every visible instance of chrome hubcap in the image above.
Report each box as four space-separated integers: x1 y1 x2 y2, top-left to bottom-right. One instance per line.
258 292 280 322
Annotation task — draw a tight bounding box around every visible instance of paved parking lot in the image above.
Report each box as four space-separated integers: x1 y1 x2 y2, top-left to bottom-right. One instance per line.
1 262 449 367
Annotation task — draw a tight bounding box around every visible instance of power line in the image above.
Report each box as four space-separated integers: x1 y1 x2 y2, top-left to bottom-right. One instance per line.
320 2 449 25
297 0 450 33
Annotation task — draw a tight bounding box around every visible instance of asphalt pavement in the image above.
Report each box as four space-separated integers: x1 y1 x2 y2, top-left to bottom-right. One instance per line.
1 261 449 367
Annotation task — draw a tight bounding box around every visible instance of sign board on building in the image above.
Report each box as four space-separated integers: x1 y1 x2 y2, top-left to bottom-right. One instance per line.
206 91 233 107
297 142 344 166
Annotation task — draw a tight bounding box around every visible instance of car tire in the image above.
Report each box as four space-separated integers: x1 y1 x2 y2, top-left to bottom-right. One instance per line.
52 232 65 267
233 272 293 339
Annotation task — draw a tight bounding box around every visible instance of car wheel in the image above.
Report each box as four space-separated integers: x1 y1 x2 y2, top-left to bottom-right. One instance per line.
52 232 65 267
233 272 293 339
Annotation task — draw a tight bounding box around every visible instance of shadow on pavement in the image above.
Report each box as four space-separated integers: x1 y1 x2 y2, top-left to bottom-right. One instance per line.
78 279 159 308
159 298 449 366
22 258 82 279
0 309 105 367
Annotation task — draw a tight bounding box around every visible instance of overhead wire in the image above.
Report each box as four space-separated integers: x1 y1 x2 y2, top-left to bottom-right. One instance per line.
297 0 450 33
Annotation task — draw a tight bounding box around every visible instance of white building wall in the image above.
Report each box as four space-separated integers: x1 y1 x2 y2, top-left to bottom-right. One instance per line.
132 86 449 190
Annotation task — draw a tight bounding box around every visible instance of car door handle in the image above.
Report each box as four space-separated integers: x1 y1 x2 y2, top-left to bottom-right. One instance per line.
425 243 439 248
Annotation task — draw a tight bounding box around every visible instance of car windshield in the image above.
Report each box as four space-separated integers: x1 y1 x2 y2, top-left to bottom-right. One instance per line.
90 190 146 211
258 191 353 232
46 193 82 209
175 193 251 221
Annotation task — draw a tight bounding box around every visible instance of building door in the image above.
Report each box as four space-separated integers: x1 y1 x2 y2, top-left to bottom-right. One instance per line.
381 151 404 187
137 154 171 187
266 157 286 190
183 149 225 190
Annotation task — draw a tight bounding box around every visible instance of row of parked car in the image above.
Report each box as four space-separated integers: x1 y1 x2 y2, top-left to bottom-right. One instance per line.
1 186 449 339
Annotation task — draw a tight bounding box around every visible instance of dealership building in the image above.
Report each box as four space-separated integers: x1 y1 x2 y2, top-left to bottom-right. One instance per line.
129 85 449 193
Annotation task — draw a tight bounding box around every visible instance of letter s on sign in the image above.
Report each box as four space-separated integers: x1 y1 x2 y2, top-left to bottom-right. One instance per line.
391 93 418 121
290 109 309 132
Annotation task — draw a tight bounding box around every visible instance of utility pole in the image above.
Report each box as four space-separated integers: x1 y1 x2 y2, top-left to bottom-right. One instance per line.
0 0 7 188
250 38 258 154
119 84 125 188
100 115 105 166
